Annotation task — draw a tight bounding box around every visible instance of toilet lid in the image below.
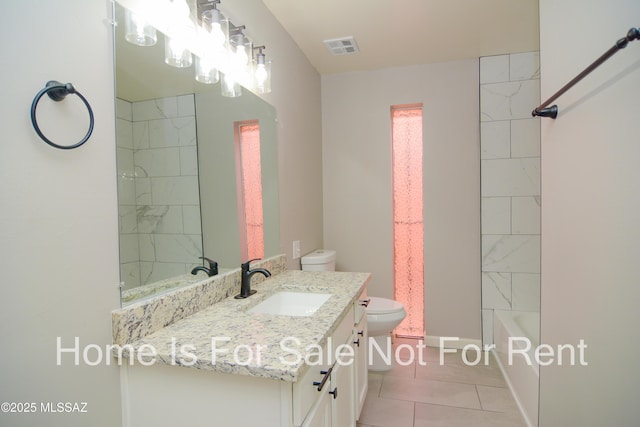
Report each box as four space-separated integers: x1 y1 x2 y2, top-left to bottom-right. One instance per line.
367 297 405 314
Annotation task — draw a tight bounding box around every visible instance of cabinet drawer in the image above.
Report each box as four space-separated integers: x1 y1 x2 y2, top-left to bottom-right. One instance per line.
293 359 332 426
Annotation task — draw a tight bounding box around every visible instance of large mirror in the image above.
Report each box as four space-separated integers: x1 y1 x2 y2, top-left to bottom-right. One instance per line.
114 3 280 305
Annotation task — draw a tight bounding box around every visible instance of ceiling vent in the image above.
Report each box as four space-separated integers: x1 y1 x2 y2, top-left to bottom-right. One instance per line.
323 37 360 55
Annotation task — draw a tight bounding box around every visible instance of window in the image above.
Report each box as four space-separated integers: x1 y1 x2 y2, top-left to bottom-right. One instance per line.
235 121 264 260
391 105 424 337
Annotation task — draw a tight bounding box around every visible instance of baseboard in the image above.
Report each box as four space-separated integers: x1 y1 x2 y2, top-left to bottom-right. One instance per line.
424 335 483 349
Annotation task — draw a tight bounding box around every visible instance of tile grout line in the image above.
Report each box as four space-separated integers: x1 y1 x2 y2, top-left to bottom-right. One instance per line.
475 383 484 411
412 401 416 427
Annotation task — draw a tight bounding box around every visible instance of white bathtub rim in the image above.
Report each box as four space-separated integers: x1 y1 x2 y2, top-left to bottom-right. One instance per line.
494 310 540 376
493 309 540 427
491 348 537 427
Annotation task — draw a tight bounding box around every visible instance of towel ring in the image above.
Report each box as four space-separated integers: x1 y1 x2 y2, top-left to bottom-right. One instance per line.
30 80 94 150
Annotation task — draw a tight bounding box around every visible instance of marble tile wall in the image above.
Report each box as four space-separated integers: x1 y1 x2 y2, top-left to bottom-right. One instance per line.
480 52 541 346
116 95 202 290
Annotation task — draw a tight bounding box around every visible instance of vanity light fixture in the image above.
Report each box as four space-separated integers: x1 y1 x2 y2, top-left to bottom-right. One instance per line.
194 0 226 83
221 26 251 97
124 8 157 46
118 0 271 95
199 0 227 51
163 0 196 67
230 28 252 80
253 46 271 94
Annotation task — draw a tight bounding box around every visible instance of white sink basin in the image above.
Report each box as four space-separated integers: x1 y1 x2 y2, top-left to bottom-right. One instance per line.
248 291 332 317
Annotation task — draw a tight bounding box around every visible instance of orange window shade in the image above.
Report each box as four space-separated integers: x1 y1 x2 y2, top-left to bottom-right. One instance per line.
236 122 265 260
391 105 424 338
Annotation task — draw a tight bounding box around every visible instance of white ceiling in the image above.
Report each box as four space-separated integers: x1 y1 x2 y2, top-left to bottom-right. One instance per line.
262 0 540 74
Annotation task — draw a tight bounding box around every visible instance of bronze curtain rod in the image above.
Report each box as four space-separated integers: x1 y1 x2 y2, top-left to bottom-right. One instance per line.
532 27 639 119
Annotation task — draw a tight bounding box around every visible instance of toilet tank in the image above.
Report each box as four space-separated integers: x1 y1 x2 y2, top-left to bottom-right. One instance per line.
301 249 336 271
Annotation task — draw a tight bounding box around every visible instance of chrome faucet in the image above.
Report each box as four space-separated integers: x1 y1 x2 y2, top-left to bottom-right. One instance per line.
234 258 271 299
191 257 219 277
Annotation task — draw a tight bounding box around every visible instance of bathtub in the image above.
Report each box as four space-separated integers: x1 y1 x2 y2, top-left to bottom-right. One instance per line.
492 310 539 427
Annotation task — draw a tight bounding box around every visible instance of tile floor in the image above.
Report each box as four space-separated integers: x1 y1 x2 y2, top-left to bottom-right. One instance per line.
357 338 527 427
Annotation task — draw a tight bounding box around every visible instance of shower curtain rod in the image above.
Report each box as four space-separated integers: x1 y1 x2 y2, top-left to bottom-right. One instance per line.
532 27 639 119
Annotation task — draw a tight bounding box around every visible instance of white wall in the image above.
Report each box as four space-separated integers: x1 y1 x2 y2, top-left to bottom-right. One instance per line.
322 60 481 340
0 1 122 426
539 0 640 424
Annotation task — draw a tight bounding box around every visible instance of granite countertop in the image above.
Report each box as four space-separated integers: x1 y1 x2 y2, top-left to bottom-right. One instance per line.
120 273 211 304
118 270 370 382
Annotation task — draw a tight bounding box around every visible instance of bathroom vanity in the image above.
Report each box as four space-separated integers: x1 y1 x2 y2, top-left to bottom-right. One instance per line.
113 263 370 427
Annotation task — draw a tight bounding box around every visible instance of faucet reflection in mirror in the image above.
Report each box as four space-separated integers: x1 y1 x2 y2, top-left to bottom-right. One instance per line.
191 256 218 277
117 0 272 95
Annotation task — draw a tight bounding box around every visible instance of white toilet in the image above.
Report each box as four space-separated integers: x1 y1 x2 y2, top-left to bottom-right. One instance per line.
299 249 336 271
366 297 406 371
301 249 407 372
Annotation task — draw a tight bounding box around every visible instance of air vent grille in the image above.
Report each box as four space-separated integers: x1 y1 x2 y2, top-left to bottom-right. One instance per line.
323 37 360 55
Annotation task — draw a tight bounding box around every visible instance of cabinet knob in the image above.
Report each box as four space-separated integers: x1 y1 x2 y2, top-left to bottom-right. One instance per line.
360 298 371 307
329 387 338 399
357 330 364 336
353 338 360 347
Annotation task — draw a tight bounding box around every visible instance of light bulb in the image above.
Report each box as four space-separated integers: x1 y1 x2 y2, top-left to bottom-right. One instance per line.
209 22 226 47
229 34 249 67
253 50 271 94
202 8 227 49
224 33 252 87
255 63 268 85
234 45 249 68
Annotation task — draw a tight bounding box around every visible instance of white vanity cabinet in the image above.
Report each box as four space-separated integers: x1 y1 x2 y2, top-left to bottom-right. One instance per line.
302 288 368 427
296 304 354 427
354 291 369 419
121 288 369 427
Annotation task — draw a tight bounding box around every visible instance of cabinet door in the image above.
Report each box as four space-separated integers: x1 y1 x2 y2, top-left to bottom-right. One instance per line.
354 316 368 419
292 360 332 425
331 358 355 427
301 386 332 427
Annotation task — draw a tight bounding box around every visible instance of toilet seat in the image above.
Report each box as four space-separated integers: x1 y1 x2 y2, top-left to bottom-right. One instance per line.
366 296 405 315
